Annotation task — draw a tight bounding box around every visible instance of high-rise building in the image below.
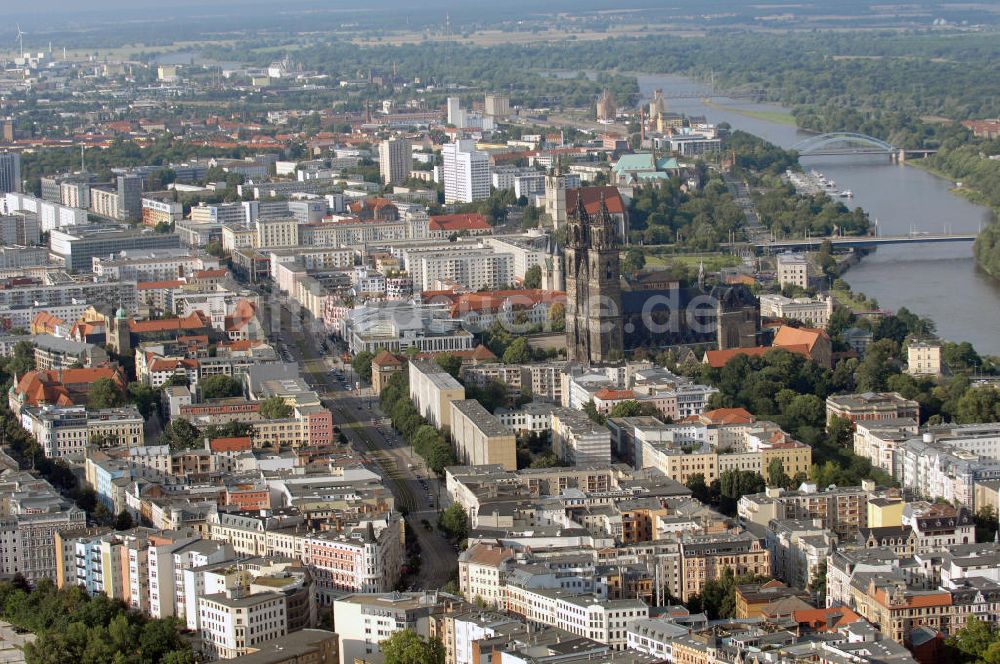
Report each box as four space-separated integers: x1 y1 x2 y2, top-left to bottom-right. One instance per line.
378 137 412 185
484 93 511 119
442 140 490 204
0 153 21 194
446 97 463 126
116 174 142 222
564 193 623 365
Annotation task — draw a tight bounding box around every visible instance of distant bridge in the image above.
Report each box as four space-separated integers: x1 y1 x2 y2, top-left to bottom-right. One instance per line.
722 232 978 251
792 132 937 159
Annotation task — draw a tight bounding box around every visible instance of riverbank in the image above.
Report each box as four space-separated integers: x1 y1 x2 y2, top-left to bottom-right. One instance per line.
703 100 797 127
902 158 994 208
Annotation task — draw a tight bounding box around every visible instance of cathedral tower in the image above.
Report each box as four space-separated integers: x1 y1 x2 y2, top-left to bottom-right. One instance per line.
564 193 624 365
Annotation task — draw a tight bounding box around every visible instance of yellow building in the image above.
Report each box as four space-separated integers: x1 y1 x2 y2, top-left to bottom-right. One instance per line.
760 442 812 483
867 497 905 528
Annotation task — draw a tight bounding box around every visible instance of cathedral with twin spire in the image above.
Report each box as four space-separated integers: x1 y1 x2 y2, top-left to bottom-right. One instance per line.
563 191 624 365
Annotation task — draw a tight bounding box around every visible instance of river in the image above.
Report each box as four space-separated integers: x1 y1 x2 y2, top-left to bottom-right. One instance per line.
635 74 1000 355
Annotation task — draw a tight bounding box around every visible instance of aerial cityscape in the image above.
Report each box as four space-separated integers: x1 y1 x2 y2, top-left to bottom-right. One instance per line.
1 0 1000 662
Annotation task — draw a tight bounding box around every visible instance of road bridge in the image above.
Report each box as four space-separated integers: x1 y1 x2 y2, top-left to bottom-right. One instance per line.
722 233 977 252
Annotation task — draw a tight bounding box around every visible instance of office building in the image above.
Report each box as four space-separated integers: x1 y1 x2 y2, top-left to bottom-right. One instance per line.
450 399 517 471
378 137 412 185
0 153 21 194
117 175 143 222
443 140 490 204
49 225 181 272
409 360 466 431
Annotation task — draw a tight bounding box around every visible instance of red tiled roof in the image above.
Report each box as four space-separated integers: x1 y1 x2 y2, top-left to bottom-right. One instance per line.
210 436 252 453
703 346 771 368
130 312 210 334
373 350 402 367
566 186 626 216
700 408 755 425
15 367 125 407
594 388 636 401
773 325 829 353
428 213 491 232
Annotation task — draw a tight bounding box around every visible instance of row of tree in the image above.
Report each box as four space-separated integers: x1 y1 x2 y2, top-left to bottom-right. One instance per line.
378 370 457 475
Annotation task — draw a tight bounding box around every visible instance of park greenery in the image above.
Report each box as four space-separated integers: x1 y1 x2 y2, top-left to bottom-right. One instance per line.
0 578 193 664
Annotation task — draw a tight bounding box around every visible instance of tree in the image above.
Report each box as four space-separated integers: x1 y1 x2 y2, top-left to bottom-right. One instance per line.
622 248 646 274
523 265 542 289
434 353 463 379
501 337 532 365
976 505 1000 543
948 616 997 664
686 473 711 504
3 340 35 376
766 458 790 488
113 510 134 531
609 400 642 418
199 374 243 399
439 503 468 541
548 302 566 332
127 382 158 419
352 351 375 383
87 378 126 410
160 419 201 451
259 396 293 419
380 630 446 664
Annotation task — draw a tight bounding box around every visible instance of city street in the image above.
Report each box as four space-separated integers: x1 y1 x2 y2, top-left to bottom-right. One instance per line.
276 303 459 589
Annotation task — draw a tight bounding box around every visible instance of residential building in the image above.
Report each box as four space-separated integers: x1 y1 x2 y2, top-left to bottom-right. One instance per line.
0 472 87 582
379 137 412 185
907 340 942 376
680 533 771 602
443 140 490 204
199 591 287 660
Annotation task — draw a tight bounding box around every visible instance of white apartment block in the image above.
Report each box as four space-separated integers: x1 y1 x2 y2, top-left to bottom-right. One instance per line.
759 294 835 328
443 139 490 204
93 250 219 282
199 591 287 660
504 585 649 651
3 192 89 232
413 249 515 291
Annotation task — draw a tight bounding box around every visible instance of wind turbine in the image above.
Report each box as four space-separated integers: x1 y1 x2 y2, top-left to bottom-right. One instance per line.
15 24 26 59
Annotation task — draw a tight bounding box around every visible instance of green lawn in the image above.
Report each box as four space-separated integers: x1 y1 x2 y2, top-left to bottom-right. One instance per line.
642 252 743 271
704 100 797 127
831 288 872 313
